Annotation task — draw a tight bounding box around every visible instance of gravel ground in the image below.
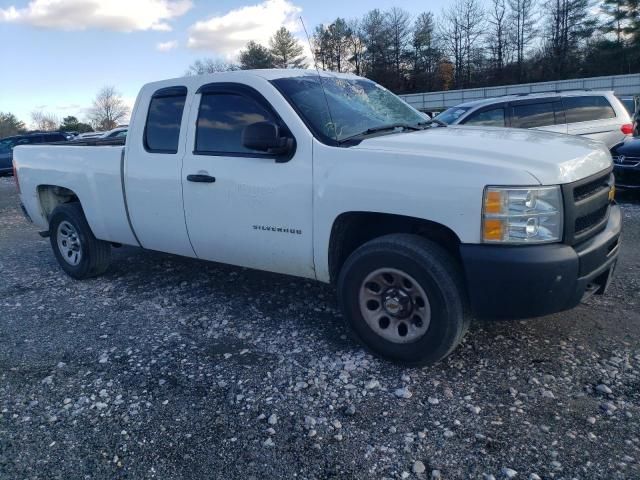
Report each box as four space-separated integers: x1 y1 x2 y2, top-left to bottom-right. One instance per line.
1 176 639 480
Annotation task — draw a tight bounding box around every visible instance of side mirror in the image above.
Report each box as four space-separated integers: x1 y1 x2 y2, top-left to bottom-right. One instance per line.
242 121 293 157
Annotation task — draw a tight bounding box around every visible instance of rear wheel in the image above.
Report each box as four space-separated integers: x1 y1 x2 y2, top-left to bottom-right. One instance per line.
49 203 111 279
337 234 469 366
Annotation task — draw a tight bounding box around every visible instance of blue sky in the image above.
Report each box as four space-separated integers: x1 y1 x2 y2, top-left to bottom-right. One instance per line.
0 0 452 128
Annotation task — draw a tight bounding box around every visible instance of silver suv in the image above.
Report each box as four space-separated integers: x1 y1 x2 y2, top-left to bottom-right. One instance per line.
435 91 632 148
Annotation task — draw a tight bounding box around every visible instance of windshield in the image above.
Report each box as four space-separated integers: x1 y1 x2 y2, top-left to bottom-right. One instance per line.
272 75 427 143
435 106 473 125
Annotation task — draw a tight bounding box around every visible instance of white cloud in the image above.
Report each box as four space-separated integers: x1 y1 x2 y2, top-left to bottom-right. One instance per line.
187 0 302 56
0 0 192 32
157 40 178 51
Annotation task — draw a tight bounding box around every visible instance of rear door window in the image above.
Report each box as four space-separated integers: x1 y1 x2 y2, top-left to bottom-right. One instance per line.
462 107 505 127
511 102 556 128
563 96 616 123
144 86 188 153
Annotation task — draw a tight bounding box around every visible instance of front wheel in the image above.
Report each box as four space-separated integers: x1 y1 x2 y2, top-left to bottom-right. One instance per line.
337 234 469 366
49 203 111 279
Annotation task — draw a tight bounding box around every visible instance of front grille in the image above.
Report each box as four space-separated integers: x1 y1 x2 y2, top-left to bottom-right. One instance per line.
575 204 608 234
573 175 610 201
613 155 640 168
562 169 613 245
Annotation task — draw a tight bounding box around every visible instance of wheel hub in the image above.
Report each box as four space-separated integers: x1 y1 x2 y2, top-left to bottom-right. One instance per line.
56 220 82 266
358 268 431 344
382 288 413 318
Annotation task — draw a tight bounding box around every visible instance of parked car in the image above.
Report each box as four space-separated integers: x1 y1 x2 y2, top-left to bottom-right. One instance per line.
0 132 68 175
13 70 621 365
610 137 640 190
101 127 128 139
61 131 79 140
435 91 632 148
75 132 104 140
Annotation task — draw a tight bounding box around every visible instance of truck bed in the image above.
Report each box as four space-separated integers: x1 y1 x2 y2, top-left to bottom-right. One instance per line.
14 143 138 246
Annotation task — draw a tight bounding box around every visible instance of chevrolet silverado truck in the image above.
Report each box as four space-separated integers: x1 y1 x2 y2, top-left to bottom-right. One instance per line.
13 70 622 365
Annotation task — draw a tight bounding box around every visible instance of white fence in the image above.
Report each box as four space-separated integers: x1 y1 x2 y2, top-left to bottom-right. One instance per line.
399 74 640 112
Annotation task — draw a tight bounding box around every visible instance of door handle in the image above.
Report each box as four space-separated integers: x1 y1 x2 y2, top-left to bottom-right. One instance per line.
187 174 216 183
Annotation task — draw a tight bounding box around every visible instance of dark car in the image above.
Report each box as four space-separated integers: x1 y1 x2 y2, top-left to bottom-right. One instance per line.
610 137 640 190
0 132 68 175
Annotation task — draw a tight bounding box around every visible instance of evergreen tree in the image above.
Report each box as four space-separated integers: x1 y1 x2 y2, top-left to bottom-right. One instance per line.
60 116 93 133
239 41 275 69
269 27 308 69
0 112 26 138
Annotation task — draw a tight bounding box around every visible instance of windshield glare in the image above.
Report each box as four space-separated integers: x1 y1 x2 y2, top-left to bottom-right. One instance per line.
272 75 426 142
435 106 472 125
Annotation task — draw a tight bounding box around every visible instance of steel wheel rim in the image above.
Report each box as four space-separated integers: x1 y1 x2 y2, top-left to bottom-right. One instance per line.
358 267 431 344
56 220 82 266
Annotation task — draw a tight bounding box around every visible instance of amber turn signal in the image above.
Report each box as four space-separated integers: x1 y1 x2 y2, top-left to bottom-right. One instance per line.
483 218 504 241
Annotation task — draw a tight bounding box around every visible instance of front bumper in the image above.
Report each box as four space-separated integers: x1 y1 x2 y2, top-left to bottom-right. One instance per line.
460 204 622 319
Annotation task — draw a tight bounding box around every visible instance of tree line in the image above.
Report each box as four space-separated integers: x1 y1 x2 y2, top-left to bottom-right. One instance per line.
185 26 308 75
189 0 640 95
0 86 129 139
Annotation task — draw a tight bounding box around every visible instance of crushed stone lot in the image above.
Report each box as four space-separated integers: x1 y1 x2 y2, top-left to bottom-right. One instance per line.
1 176 639 480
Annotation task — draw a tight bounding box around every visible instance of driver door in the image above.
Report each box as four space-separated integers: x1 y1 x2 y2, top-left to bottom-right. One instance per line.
181 83 315 278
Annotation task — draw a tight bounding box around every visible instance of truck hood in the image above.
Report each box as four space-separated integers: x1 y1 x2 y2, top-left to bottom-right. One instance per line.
353 125 612 185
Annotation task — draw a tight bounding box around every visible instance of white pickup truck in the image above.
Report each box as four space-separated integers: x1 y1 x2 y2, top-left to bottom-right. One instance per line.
14 70 621 365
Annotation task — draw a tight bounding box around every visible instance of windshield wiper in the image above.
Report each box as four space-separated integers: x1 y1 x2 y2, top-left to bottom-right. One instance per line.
338 123 423 143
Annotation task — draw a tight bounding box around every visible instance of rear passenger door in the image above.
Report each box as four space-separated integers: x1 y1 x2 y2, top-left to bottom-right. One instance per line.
563 95 621 146
509 99 567 134
125 85 196 257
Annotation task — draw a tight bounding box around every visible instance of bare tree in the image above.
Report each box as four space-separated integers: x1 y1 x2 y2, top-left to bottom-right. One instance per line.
385 7 412 90
31 111 59 131
87 86 130 131
347 19 366 75
507 0 537 81
186 58 239 75
487 0 511 82
544 0 596 78
441 0 486 88
412 12 441 91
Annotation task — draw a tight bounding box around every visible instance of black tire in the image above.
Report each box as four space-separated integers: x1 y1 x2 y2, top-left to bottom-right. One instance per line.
49 203 111 279
337 233 469 366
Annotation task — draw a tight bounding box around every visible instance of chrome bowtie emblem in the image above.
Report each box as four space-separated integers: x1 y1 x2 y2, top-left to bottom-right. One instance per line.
385 299 400 314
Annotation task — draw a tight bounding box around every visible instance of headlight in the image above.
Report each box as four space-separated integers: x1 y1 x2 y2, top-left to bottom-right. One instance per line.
482 186 563 243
